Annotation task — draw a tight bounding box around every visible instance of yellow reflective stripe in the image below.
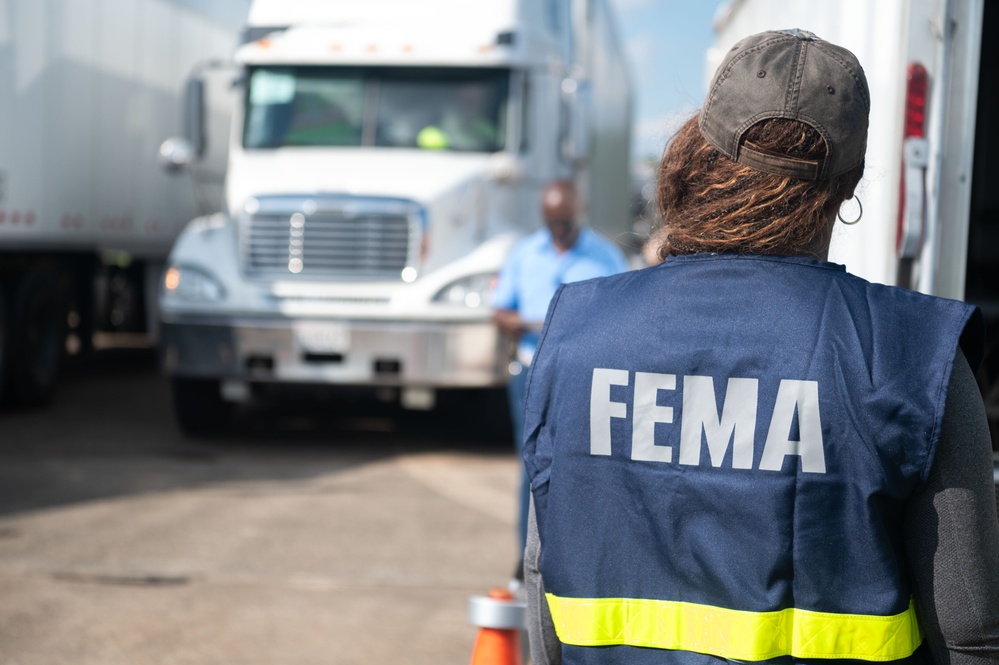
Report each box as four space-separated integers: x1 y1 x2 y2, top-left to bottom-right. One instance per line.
546 594 922 662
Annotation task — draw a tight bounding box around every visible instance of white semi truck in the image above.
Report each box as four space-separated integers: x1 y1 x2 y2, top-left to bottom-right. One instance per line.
0 0 247 405
158 0 633 434
711 0 997 442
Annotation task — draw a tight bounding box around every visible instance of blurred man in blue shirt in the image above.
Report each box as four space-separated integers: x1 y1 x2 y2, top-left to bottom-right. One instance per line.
492 179 629 582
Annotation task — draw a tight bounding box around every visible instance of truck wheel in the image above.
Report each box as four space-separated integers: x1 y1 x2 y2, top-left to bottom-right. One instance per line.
0 288 7 402
439 388 512 444
171 378 232 437
6 271 66 407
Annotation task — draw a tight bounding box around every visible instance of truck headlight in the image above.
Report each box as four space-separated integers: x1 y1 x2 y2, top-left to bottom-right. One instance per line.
162 265 226 303
432 273 495 308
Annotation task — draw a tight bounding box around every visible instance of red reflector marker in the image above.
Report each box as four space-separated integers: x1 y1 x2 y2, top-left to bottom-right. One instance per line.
904 63 928 140
897 62 929 257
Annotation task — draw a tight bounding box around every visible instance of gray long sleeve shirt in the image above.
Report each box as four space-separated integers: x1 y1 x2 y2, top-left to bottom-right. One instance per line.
524 349 999 665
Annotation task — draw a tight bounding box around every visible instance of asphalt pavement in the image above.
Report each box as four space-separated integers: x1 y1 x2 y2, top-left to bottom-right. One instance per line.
0 350 522 664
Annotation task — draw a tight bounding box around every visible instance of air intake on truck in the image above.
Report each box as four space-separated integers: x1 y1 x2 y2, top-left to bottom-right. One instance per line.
241 195 423 279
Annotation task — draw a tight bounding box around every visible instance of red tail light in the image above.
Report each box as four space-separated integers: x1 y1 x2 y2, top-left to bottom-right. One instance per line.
897 63 929 257
903 63 928 139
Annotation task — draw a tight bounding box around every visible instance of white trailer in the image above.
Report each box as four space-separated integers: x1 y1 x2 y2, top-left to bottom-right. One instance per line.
0 0 247 405
712 0 998 441
158 0 633 434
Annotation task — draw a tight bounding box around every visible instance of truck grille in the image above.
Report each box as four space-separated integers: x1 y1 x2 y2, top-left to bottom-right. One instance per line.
240 195 423 279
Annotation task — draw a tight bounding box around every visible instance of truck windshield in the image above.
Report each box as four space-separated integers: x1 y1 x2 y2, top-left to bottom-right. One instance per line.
243 66 510 153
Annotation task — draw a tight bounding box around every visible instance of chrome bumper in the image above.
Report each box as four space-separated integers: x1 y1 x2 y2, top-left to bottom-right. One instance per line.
160 316 511 388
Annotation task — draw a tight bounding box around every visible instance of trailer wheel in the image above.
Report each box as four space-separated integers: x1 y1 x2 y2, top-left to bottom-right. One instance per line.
171 378 232 437
6 271 66 406
0 288 7 402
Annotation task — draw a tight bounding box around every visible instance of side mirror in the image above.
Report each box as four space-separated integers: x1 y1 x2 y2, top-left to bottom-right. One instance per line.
561 78 592 164
158 76 206 173
184 77 207 158
158 137 196 172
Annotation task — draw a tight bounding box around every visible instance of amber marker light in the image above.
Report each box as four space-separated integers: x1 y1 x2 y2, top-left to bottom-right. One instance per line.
164 267 181 291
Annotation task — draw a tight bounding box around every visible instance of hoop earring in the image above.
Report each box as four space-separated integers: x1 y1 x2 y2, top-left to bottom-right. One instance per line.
838 197 863 225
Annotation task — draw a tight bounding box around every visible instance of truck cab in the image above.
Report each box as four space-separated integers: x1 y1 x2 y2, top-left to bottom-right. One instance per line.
158 0 632 434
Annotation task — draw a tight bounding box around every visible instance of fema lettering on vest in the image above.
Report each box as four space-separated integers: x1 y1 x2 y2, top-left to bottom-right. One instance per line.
589 367 826 473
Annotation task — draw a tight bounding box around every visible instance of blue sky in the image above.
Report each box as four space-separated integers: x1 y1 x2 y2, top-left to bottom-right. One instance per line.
609 0 726 163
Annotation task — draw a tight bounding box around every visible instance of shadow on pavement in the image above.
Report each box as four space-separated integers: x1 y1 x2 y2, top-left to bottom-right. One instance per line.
0 348 516 518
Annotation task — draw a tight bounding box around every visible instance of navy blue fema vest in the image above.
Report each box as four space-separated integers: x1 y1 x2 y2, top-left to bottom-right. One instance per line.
523 254 983 665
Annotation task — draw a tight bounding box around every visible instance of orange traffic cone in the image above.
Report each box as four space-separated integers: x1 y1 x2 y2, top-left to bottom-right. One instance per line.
468 588 525 665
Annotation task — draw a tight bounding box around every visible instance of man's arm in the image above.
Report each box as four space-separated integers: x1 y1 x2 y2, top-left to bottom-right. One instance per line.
492 309 543 337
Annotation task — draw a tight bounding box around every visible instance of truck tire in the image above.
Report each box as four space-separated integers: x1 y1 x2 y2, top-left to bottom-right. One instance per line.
0 288 7 402
171 378 232 437
6 271 66 407
438 387 512 444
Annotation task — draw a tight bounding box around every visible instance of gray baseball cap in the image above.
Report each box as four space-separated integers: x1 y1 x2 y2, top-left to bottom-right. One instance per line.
699 29 870 180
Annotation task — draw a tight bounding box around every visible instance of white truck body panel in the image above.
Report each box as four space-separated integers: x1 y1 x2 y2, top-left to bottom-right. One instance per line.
0 0 247 407
247 0 518 30
0 0 245 258
711 0 984 298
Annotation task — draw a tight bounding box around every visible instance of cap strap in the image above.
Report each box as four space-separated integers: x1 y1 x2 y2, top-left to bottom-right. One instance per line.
737 143 823 179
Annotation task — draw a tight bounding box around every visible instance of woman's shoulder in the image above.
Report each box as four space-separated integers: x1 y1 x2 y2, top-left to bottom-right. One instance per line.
550 264 655 319
844 271 975 316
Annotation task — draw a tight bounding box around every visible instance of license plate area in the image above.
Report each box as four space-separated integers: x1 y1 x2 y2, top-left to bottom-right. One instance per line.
295 321 350 355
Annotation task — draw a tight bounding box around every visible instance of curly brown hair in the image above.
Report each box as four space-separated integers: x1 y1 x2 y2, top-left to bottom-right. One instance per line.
653 115 864 261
